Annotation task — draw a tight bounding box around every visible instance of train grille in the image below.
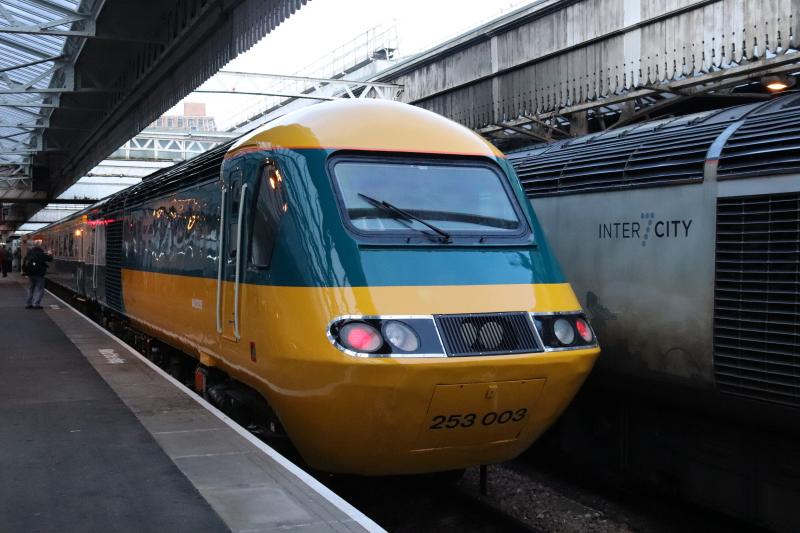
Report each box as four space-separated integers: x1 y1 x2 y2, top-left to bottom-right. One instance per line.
434 313 540 356
105 220 124 312
509 120 730 197
717 99 800 179
714 192 800 408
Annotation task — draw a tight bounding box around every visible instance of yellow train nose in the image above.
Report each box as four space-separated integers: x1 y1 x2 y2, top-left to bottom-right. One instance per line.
274 347 599 475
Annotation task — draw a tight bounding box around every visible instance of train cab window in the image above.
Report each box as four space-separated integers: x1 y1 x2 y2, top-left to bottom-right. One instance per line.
250 159 288 268
330 156 530 244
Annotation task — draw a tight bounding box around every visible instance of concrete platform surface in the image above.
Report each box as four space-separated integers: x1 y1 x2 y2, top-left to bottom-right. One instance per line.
0 275 382 533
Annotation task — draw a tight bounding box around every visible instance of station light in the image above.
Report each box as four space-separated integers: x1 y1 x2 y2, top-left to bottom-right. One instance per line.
761 74 796 92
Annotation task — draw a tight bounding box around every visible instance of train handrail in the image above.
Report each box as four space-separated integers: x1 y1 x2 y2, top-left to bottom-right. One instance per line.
233 183 248 340
216 188 226 334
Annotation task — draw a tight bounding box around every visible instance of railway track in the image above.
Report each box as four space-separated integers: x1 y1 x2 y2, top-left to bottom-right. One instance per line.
315 473 541 533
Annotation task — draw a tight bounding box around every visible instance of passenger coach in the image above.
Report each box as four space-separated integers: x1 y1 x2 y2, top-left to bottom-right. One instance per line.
26 100 599 475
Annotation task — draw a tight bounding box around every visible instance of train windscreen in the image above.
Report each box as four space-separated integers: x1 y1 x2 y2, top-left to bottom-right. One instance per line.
331 156 527 241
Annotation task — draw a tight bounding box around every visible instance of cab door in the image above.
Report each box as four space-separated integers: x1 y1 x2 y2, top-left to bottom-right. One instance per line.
218 162 247 342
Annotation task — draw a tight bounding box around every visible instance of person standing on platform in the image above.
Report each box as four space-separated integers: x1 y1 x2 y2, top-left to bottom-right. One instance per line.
23 246 52 309
13 247 21 272
0 245 7 278
3 245 11 275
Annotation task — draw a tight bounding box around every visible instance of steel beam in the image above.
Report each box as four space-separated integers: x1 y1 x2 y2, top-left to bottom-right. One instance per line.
217 70 402 89
0 164 30 174
0 189 46 201
497 124 552 142
0 62 74 93
0 124 45 129
0 56 64 74
0 14 95 38
0 100 58 110
196 71 403 102
0 193 94 204
18 0 80 18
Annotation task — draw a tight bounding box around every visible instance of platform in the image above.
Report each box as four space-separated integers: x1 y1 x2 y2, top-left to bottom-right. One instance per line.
0 274 381 533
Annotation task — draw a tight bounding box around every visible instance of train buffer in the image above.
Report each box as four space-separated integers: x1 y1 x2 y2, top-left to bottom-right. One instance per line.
0 275 382 533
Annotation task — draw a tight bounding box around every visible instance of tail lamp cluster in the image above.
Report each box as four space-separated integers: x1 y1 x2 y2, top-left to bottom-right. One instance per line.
530 313 595 349
328 317 444 358
328 312 597 358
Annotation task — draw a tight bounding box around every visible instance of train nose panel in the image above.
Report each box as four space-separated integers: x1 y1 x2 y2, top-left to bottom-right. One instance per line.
414 378 546 450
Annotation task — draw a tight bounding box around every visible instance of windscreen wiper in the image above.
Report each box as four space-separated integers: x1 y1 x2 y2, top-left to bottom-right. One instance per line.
358 193 452 243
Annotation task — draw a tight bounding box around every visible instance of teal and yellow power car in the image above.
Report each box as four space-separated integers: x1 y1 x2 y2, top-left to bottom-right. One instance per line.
27 99 599 474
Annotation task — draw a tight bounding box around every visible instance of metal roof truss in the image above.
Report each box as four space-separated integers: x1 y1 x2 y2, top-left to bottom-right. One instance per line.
0 0 102 198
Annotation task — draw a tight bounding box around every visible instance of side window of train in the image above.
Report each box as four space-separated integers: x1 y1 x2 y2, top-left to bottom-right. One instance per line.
227 168 243 261
250 158 288 269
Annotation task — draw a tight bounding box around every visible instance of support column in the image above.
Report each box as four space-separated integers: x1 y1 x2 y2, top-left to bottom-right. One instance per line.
622 0 642 88
569 111 589 136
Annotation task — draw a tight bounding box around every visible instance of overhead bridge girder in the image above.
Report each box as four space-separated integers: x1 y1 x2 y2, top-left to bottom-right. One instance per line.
195 71 403 102
0 189 46 202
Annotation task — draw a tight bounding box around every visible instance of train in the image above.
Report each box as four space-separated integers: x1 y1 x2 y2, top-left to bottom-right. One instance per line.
24 99 599 476
509 93 800 531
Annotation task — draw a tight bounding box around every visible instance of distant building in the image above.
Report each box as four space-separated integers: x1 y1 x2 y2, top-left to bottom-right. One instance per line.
151 102 217 132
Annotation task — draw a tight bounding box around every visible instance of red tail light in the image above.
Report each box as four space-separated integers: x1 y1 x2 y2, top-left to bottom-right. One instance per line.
340 322 383 352
575 318 593 342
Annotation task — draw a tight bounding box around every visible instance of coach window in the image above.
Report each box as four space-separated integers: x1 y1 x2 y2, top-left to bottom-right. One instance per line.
250 159 288 268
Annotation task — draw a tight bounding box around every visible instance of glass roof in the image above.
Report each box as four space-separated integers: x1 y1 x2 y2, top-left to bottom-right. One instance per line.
0 0 82 171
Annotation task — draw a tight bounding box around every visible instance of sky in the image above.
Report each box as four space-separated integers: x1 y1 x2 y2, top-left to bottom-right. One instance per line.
167 0 536 127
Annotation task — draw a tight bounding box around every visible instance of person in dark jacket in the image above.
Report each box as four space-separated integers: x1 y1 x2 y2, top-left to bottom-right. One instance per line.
0 246 7 277
13 248 21 272
23 246 52 309
3 246 11 275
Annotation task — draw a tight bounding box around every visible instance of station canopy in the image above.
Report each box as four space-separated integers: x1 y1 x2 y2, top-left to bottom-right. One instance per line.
0 0 306 230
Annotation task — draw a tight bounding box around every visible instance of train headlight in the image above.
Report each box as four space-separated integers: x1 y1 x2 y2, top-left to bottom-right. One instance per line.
575 318 593 343
340 322 383 353
553 318 575 345
383 321 420 352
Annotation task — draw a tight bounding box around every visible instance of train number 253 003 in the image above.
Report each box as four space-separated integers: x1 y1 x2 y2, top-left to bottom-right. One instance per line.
428 408 528 430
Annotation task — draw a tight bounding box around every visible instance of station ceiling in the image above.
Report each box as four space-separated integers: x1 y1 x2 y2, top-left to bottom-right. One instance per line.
0 0 307 234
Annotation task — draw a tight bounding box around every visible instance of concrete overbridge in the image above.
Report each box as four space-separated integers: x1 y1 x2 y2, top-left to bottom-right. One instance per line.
373 0 800 150
0 0 308 236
